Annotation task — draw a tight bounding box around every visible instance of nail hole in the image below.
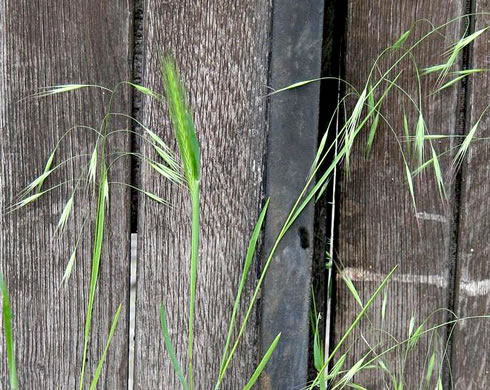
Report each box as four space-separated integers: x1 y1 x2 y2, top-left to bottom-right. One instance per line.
298 227 310 249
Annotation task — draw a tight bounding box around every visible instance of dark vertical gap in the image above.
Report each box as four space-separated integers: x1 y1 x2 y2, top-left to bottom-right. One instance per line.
128 0 144 389
309 0 347 382
129 0 144 234
254 0 276 355
446 3 475 389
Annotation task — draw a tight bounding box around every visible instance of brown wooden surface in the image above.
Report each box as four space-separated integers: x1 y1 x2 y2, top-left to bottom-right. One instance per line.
334 1 464 388
134 1 271 388
0 1 132 388
452 6 490 389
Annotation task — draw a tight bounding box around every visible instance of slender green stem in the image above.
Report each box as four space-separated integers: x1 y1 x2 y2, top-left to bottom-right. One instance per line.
188 184 200 390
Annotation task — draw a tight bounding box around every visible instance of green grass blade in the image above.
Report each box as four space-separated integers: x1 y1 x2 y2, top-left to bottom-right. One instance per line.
160 55 201 390
392 29 411 49
309 266 397 389
342 272 363 308
415 113 425 164
89 304 122 390
35 149 56 193
405 164 416 210
0 274 18 390
160 304 190 390
217 199 270 383
425 352 436 387
80 171 108 390
125 82 162 100
241 333 281 390
32 84 112 98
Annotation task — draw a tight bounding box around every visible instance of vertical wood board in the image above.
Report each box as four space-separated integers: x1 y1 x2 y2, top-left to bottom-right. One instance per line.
452 6 490 389
134 1 271 388
334 1 464 388
260 0 324 389
0 1 133 388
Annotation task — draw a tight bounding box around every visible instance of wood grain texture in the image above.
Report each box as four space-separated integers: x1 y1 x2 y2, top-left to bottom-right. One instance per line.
0 1 132 388
334 2 464 388
134 1 271 389
452 7 490 389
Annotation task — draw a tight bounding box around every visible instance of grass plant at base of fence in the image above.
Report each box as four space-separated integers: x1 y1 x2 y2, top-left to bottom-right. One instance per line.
0 274 18 390
2 13 490 390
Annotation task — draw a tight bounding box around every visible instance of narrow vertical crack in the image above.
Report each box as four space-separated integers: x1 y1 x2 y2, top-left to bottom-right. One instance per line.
128 0 144 389
309 0 347 382
446 3 475 388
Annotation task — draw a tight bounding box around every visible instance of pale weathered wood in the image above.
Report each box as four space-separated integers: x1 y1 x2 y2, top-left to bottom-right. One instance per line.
0 1 132 388
334 1 464 388
451 7 490 389
134 1 271 389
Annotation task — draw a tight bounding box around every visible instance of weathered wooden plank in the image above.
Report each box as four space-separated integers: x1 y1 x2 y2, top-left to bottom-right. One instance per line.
334 1 464 388
452 8 490 389
260 0 324 389
0 1 132 388
134 1 271 388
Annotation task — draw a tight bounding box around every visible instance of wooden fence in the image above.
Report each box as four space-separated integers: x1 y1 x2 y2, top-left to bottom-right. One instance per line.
0 0 488 389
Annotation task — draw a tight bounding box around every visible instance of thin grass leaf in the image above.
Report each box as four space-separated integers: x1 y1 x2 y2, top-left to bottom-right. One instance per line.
160 304 190 390
309 267 398 390
408 323 424 350
366 112 380 157
421 64 447 75
325 353 346 382
405 164 416 210
0 274 18 390
402 113 411 155
126 82 162 100
348 384 368 390
32 84 111 98
434 74 469 93
345 88 367 172
89 304 122 390
342 273 363 308
241 333 281 390
61 249 77 287
87 147 98 186
365 84 380 156
9 189 49 212
55 196 74 235
381 289 388 322
150 162 184 185
267 78 324 96
153 143 181 172
60 217 89 287
36 149 56 193
80 169 107 390
408 316 415 337
315 176 331 202
438 27 489 83
437 376 443 390
392 30 411 49
425 352 436 387
431 67 488 94
453 105 489 170
334 357 366 389
21 169 55 197
415 113 425 164
431 146 446 200
217 200 270 385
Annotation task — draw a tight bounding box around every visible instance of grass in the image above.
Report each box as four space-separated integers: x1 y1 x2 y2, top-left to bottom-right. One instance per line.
1 12 490 390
